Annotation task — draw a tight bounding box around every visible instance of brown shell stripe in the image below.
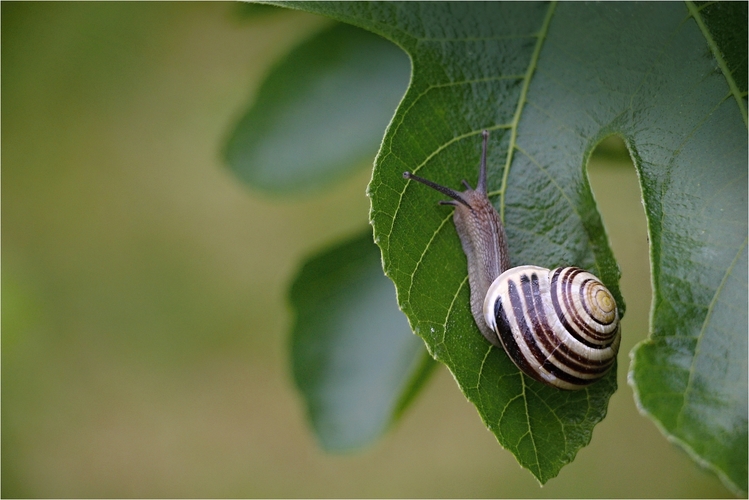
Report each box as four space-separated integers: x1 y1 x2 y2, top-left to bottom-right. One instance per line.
551 268 615 348
493 290 538 381
578 279 616 327
524 273 616 373
504 276 600 387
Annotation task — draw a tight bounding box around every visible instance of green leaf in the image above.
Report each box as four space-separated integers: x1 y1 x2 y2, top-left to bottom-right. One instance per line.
233 2 285 20
224 22 410 193
289 230 436 451
692 1 748 111
278 1 747 488
630 2 749 495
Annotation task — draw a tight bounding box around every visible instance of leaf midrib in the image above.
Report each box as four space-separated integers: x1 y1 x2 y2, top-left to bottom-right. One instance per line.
686 0 749 126
498 1 558 222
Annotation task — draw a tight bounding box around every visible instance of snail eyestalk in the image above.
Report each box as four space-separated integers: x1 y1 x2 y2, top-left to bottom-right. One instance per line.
403 171 471 208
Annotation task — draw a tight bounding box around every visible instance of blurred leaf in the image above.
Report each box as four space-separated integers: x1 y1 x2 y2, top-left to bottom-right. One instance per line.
232 2 285 20
278 1 748 488
289 230 435 451
224 22 410 193
1 273 41 350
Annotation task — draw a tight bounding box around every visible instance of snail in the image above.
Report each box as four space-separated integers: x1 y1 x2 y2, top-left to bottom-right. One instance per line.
403 130 620 390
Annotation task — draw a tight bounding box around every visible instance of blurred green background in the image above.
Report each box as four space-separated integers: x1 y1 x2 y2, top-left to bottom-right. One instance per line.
1 3 734 497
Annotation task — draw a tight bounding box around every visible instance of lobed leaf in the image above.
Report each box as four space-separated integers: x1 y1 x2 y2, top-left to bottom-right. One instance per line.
276 1 747 488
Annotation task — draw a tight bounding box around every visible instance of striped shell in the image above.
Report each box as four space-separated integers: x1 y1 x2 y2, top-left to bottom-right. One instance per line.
483 265 621 390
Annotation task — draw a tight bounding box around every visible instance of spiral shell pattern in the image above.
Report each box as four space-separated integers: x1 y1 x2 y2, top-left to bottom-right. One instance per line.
483 265 621 390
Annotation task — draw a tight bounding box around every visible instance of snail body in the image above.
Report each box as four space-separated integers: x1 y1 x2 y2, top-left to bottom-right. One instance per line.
403 130 620 390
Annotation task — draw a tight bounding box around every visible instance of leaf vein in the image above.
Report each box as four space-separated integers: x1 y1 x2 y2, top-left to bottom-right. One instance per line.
499 0 557 222
514 144 597 258
438 274 470 350
675 235 749 428
520 375 541 471
412 33 538 43
476 344 493 391
686 0 748 126
406 212 454 305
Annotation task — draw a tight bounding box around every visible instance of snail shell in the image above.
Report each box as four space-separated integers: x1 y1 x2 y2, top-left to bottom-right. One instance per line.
484 265 620 390
403 129 621 390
